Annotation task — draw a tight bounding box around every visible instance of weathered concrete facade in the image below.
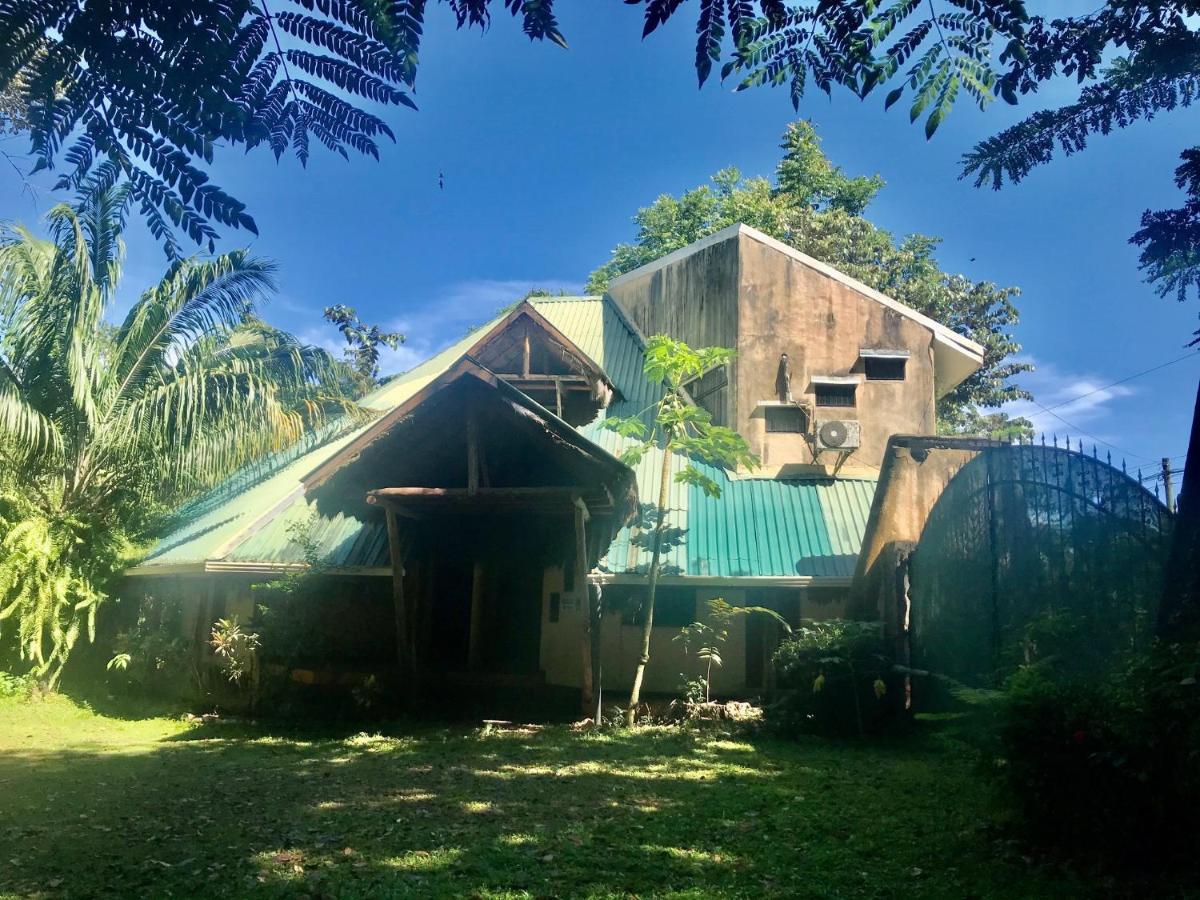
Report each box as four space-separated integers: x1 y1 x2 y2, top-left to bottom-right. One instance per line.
847 435 999 639
608 225 984 476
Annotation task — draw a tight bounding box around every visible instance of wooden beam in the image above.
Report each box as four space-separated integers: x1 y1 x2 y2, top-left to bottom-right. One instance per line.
589 581 603 725
367 487 611 515
468 559 485 671
493 374 590 384
522 328 531 378
555 378 563 418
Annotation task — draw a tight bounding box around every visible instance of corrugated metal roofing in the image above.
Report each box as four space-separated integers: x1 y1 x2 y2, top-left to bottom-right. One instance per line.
583 423 874 578
135 294 876 579
531 296 660 420
139 307 517 568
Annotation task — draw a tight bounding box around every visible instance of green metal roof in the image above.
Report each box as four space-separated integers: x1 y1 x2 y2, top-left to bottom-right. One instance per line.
138 308 517 569
134 295 876 580
581 423 874 579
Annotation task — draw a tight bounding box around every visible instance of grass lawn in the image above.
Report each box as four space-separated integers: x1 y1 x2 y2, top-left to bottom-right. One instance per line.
0 695 1132 899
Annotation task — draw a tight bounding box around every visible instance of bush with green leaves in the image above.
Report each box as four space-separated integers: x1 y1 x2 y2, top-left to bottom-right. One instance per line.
674 598 789 704
0 669 33 699
105 593 199 699
0 493 135 689
769 619 897 737
209 617 260 686
997 617 1200 864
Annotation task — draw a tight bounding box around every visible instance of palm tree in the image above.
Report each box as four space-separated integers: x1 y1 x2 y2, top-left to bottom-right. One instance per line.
0 183 364 685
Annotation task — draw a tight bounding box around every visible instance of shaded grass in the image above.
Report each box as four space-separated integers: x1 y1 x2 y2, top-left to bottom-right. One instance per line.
0 695 1106 898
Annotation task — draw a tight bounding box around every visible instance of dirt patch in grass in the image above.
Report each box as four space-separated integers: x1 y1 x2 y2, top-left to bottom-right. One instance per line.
0 695 1111 898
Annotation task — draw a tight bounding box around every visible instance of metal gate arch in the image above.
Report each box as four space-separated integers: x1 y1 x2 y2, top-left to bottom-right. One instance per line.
908 442 1173 687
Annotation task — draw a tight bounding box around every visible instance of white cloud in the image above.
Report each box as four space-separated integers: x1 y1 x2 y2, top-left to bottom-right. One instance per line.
376 277 583 376
1003 356 1134 436
287 277 583 377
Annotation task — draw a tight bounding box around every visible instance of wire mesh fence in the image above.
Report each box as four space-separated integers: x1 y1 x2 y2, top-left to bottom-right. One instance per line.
909 441 1173 688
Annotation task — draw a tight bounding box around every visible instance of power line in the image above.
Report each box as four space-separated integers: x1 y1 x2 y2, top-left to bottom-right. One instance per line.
1030 349 1200 416
1029 399 1162 463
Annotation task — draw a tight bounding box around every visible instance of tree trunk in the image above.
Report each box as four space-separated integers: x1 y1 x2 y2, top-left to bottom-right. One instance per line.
1158 374 1200 641
626 441 673 726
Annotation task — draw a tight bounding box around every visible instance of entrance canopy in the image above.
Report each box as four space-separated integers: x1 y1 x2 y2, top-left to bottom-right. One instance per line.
299 356 637 689
303 356 637 534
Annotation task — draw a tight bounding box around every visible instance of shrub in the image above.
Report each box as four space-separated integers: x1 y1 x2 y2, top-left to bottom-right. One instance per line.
209 617 260 686
106 594 200 699
0 669 34 699
997 626 1200 864
768 620 899 736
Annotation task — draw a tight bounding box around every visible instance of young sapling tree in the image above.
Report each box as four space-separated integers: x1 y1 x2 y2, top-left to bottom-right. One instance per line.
603 336 757 726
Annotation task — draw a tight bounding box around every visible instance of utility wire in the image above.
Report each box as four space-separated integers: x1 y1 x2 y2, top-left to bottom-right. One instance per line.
1028 399 1162 463
1028 349 1200 417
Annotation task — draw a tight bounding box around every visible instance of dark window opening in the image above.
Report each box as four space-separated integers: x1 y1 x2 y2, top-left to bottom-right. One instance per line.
815 384 857 408
616 586 697 628
684 367 728 426
765 405 808 433
549 592 561 623
865 357 906 381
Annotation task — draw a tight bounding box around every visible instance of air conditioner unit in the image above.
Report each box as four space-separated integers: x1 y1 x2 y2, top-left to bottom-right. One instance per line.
815 419 861 452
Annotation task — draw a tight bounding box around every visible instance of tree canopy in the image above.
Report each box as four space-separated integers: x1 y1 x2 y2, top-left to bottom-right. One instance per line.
0 183 365 684
0 1 1192 309
323 304 405 396
588 121 1031 437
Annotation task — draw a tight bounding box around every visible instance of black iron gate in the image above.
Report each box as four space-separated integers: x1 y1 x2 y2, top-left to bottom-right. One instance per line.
909 442 1173 687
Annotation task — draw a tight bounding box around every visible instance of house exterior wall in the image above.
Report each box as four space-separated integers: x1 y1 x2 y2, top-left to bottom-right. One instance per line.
605 236 740 427
737 234 937 475
537 566 752 697
608 230 940 475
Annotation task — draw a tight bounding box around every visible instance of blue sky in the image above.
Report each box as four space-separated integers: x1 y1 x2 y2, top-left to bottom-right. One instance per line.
0 3 1196 490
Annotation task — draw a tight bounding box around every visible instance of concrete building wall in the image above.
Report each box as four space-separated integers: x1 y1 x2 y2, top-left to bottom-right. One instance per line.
737 233 937 475
848 435 999 635
606 236 740 426
537 566 752 696
607 229 942 476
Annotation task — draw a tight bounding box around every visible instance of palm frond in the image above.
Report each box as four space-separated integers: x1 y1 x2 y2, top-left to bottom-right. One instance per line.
106 252 277 412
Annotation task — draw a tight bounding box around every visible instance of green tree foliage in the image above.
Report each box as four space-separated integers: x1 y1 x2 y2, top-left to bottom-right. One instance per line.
3 2 1195 309
0 1 571 257
323 304 404 395
675 598 790 703
603 336 757 725
635 1 1200 319
588 121 1032 436
0 183 364 685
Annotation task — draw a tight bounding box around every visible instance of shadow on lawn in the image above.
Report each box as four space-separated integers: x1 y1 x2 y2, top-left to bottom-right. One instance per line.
0 723 835 898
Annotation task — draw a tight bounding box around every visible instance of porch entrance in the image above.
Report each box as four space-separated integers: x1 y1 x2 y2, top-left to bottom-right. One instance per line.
301 361 638 709
422 516 557 679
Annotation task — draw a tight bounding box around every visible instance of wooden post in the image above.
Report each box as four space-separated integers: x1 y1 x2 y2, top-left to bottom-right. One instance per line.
589 580 603 725
468 559 485 670
385 509 413 691
522 328 531 377
467 413 479 495
555 378 563 419
574 498 593 714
